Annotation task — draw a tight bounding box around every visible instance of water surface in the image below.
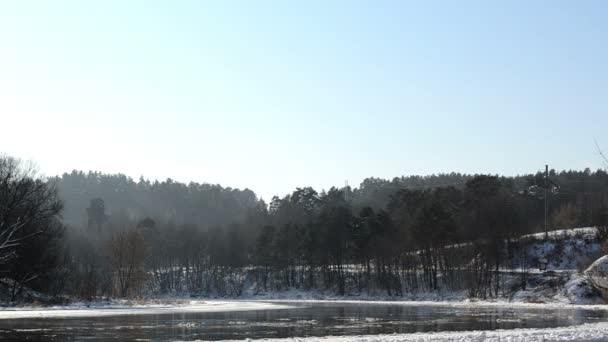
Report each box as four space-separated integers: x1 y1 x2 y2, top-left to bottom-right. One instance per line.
1 301 606 341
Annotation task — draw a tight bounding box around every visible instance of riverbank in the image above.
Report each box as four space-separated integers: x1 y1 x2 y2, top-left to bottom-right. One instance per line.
228 271 604 305
0 300 291 319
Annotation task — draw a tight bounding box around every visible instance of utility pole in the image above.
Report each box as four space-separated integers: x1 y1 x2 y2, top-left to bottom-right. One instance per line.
344 180 350 202
545 165 549 240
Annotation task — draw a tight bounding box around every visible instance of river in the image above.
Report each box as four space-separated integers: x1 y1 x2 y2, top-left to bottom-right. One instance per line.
1 301 606 341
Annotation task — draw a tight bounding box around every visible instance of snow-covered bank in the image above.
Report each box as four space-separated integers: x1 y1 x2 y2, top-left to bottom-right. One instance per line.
237 271 603 305
239 287 471 303
213 322 608 341
255 298 608 311
0 300 291 319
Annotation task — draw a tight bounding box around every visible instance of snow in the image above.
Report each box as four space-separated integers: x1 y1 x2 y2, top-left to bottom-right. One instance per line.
585 255 608 290
239 287 472 303
0 300 292 319
523 227 598 240
256 298 608 311
210 322 608 341
561 275 605 305
519 227 601 272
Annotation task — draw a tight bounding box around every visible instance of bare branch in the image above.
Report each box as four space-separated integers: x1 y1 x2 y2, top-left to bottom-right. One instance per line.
595 138 608 167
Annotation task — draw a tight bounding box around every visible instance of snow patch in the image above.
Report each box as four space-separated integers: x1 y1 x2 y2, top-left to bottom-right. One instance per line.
585 255 608 290
561 275 605 305
210 322 608 341
0 300 291 320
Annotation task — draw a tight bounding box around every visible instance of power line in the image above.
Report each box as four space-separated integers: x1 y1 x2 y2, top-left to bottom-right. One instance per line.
595 138 608 167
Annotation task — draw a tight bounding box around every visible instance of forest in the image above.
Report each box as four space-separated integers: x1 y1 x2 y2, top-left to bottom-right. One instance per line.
2 154 608 302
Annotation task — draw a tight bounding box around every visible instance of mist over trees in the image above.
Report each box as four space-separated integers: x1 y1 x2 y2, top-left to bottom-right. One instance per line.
2 154 608 302
52 171 260 229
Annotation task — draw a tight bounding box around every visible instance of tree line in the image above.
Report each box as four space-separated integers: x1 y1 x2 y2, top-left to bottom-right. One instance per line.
2 154 608 302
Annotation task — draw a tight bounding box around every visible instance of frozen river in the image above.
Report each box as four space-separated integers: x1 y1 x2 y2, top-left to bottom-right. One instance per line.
1 301 607 341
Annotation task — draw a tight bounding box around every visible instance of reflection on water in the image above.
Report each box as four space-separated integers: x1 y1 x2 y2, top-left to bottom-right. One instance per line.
0 302 606 341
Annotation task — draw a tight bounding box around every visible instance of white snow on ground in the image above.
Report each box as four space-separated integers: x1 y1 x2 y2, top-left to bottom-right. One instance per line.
0 300 292 319
585 255 608 289
523 227 598 240
521 227 601 272
256 299 608 311
242 288 471 302
211 322 608 342
561 275 606 305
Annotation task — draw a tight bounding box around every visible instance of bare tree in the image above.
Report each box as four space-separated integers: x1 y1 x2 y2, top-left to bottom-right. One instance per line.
0 155 64 298
0 222 25 263
107 227 148 297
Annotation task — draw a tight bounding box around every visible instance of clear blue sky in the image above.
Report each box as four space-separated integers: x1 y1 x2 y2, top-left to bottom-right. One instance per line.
1 1 607 200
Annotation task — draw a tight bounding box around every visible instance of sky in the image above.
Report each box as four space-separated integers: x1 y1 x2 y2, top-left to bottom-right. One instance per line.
1 1 607 200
